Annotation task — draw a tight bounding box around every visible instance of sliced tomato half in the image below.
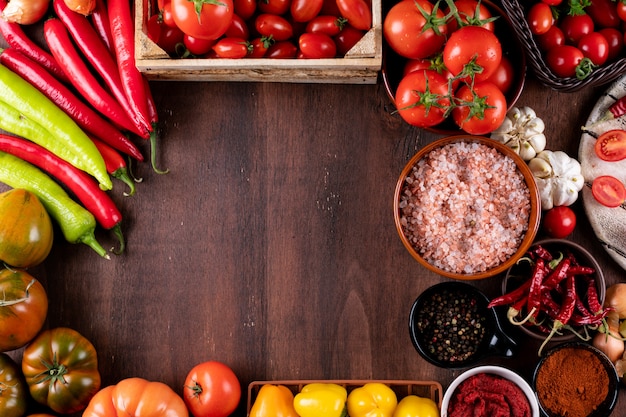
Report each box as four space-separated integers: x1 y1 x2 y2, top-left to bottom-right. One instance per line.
591 175 626 207
595 129 626 162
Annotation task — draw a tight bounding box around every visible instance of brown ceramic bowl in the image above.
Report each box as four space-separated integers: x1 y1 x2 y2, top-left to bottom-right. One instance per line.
381 0 526 135
393 135 540 280
502 239 606 342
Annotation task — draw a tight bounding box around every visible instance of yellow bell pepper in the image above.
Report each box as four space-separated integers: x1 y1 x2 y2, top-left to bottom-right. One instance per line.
249 384 299 417
293 383 348 417
347 382 398 417
392 395 440 417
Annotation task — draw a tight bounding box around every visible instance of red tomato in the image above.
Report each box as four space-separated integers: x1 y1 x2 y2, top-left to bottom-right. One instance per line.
402 57 460 90
486 55 514 94
541 0 562 6
560 14 594 44
184 34 215 55
225 13 249 39
306 15 345 35
161 2 178 27
599 27 624 61
183 361 241 417
545 45 584 77
299 32 337 58
442 25 502 82
595 129 626 161
618 1 626 21
336 0 371 30
265 40 298 57
147 14 185 54
212 37 251 58
591 175 626 207
586 0 621 28
171 0 234 40
234 0 255 19
451 81 507 135
257 0 290 14
578 31 609 65
291 0 323 22
537 25 565 51
394 69 451 128
248 36 273 57
383 0 448 59
255 13 293 41
542 206 576 238
447 0 494 32
334 24 364 55
527 2 553 35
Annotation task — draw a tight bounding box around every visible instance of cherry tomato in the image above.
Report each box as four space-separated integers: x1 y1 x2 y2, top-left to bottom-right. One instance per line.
545 45 584 77
184 34 215 55
541 0 562 6
586 0 621 28
486 55 514 94
234 0 255 19
212 37 251 58
595 129 626 161
161 2 178 27
299 32 337 58
225 13 249 39
578 31 609 65
537 25 565 51
183 361 241 417
599 27 624 61
447 0 495 32
265 40 298 57
542 206 576 238
560 14 594 44
255 13 293 41
171 0 234 40
442 25 502 82
257 0 290 14
336 0 371 30
591 175 626 207
394 69 451 128
248 36 274 57
383 0 448 59
452 81 507 135
321 0 341 15
291 0 323 22
334 24 364 55
527 2 553 35
306 15 346 36
147 14 185 54
617 1 626 21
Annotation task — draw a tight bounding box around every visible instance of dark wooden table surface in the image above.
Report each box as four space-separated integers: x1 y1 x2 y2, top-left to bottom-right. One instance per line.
4 48 625 415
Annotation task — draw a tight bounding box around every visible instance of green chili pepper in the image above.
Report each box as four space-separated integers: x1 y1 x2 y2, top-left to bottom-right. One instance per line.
0 63 112 190
0 150 109 259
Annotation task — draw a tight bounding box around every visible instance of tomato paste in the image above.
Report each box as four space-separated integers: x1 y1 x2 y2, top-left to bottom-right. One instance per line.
447 373 531 417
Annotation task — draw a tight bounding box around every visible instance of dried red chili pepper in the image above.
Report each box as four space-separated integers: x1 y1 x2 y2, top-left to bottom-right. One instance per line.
488 279 531 309
541 257 571 291
526 258 549 320
539 274 577 355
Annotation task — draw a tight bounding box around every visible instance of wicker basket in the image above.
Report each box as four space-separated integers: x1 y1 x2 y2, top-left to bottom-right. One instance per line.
501 0 626 92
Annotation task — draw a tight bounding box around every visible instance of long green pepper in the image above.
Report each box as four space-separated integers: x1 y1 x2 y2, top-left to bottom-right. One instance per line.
0 151 109 259
0 63 112 190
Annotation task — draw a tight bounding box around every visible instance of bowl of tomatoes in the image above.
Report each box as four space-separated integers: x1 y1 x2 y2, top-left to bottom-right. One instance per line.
381 0 526 135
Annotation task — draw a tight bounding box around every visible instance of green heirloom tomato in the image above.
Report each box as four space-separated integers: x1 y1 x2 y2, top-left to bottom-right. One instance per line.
0 353 27 417
22 327 101 414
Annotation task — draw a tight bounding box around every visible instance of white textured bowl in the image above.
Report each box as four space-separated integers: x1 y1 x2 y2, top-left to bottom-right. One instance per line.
441 366 539 417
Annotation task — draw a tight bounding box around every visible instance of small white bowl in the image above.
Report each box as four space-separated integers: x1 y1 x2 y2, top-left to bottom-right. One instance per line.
441 365 540 417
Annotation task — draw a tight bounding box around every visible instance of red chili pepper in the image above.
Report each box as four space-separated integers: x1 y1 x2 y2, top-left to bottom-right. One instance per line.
0 47 144 162
539 274 577 355
53 0 148 139
488 279 531 309
0 0 70 84
0 133 125 253
90 0 116 53
43 18 146 138
585 277 603 315
528 245 553 262
108 0 152 136
90 137 138 197
567 265 596 276
526 258 549 319
540 257 571 291
606 96 626 120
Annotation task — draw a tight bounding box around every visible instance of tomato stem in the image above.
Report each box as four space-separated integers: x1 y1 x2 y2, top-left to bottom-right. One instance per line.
0 278 35 306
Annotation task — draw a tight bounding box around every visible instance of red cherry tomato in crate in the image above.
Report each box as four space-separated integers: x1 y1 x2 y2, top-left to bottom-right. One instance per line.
147 14 185 54
306 15 346 36
248 36 273 57
527 2 553 35
299 32 337 58
394 69 451 128
291 0 323 22
452 81 507 135
213 37 251 58
578 32 609 66
334 24 364 55
258 0 290 15
543 206 576 238
234 0 256 20
617 1 626 21
591 175 626 207
336 0 371 30
225 13 249 39
442 25 502 83
265 40 298 57
255 13 294 41
184 34 215 55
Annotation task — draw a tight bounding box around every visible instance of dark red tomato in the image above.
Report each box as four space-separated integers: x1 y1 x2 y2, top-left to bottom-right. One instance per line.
592 175 626 207
527 2 553 35
225 13 249 39
299 32 337 57
537 25 565 51
234 0 256 20
212 37 251 58
184 34 215 55
546 44 584 77
617 1 626 21
336 0 371 30
334 24 364 55
402 57 460 90
255 14 293 41
161 2 178 27
543 206 576 238
394 69 451 128
560 14 594 44
447 0 495 32
586 0 621 28
599 27 623 61
442 25 502 82
291 0 323 22
248 36 273 57
321 0 341 16
171 0 234 40
147 14 185 54
578 31 609 65
306 15 345 36
486 55 514 94
258 0 290 14
265 40 298 57
541 0 562 6
452 81 507 135
595 129 626 161
383 0 448 59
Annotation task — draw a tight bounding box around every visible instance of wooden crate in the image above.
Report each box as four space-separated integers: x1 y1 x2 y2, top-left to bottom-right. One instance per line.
246 379 443 415
134 0 382 83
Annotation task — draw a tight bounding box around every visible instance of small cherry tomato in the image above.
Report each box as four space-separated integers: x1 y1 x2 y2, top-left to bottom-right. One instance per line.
306 15 346 36
452 81 507 135
578 32 609 66
537 25 565 51
225 13 250 39
595 129 626 161
527 2 553 35
257 0 290 14
291 0 323 22
591 175 626 207
618 1 626 21
586 0 621 28
334 24 364 55
394 69 451 128
184 34 215 55
545 45 584 77
543 206 576 238
234 0 256 20
560 14 594 44
248 36 274 57
212 37 251 58
265 40 298 57
599 27 624 61
442 25 502 82
486 55 515 94
255 13 294 41
147 14 185 54
299 32 337 58
336 0 371 30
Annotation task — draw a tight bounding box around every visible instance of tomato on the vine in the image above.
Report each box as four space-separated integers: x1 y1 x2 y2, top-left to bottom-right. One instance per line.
451 81 507 135
545 44 585 77
595 129 626 161
591 175 626 207
171 0 234 40
578 32 609 66
183 361 241 417
447 0 495 32
299 32 337 58
442 25 502 82
486 55 514 94
394 69 451 128
383 0 448 59
543 206 576 238
527 2 553 35
0 353 27 417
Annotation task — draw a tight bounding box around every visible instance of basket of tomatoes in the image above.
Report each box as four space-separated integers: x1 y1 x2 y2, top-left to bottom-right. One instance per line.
501 0 626 92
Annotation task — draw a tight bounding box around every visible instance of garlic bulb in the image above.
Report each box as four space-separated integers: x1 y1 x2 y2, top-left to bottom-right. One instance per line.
491 106 547 161
528 150 584 210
